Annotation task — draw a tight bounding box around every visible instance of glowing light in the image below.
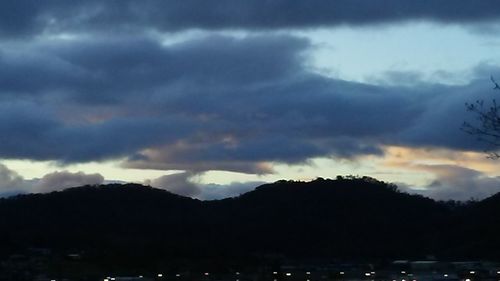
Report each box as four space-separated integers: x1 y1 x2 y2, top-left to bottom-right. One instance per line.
158 274 163 277
470 271 475 274
365 273 371 277
465 279 471 281
444 274 448 277
286 273 292 276
204 273 210 276
306 271 311 275
273 272 278 275
340 272 345 275
176 274 181 277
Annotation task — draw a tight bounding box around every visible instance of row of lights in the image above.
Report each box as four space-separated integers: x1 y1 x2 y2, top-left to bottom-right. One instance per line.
105 271 232 280
273 271 312 276
158 272 205 277
103 269 500 281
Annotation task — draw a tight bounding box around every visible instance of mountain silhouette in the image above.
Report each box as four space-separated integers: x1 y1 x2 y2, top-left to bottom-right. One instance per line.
0 176 498 271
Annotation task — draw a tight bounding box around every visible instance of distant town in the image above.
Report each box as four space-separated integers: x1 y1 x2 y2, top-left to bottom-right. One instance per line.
2 252 500 281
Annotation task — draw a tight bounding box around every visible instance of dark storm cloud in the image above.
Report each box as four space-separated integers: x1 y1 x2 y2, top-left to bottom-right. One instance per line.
0 35 306 105
0 33 495 173
397 79 497 152
0 101 193 162
2 0 500 38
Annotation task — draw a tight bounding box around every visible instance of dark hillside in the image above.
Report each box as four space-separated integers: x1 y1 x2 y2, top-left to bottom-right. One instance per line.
209 177 450 259
0 177 496 270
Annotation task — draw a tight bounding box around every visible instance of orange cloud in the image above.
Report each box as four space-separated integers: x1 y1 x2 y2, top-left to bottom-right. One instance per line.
381 145 500 176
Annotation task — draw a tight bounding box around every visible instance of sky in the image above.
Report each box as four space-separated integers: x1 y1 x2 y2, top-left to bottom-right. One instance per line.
2 1 500 200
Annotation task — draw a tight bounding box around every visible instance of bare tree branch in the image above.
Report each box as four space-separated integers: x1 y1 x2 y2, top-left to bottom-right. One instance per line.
462 76 500 159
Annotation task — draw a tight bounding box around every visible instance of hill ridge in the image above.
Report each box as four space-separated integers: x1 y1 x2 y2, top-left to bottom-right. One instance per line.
0 176 498 265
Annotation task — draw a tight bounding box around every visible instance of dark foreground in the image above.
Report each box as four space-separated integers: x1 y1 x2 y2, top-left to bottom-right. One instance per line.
2 259 500 281
1 177 500 280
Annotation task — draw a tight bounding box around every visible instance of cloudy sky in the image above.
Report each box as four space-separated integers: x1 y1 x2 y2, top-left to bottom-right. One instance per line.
2 1 500 200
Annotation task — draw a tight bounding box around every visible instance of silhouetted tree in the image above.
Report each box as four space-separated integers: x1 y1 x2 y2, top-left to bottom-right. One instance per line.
462 76 500 158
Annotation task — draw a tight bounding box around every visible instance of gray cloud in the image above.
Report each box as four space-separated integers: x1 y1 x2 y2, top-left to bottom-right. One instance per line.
0 164 26 196
402 165 500 201
34 170 104 193
146 172 263 200
2 1 500 38
0 164 105 196
145 172 201 198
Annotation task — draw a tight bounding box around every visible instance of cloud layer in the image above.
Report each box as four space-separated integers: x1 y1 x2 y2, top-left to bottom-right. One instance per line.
2 1 500 38
0 33 495 175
